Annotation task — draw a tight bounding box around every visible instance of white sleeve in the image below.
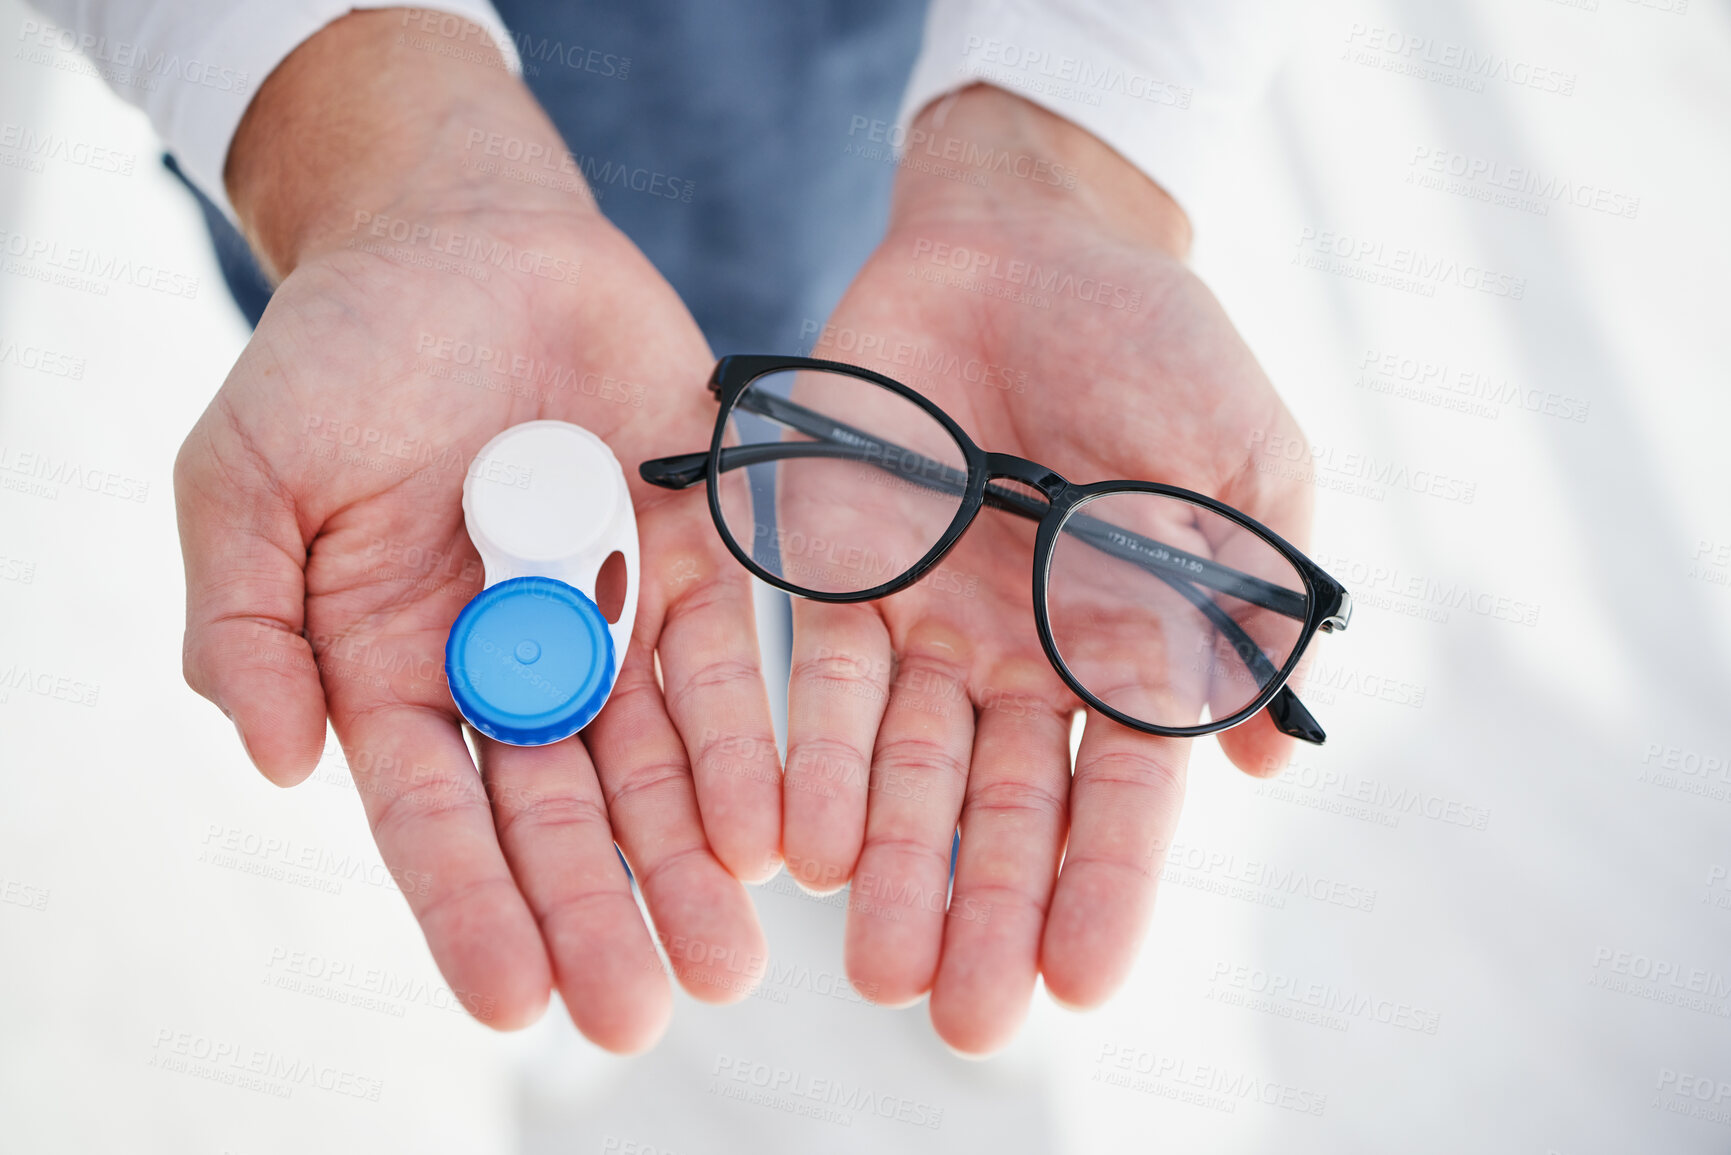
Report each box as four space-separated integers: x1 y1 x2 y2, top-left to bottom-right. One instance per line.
19 0 519 219
897 0 1294 216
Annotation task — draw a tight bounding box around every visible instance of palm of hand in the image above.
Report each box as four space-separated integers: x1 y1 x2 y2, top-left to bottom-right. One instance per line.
238 214 684 722
782 205 1314 1052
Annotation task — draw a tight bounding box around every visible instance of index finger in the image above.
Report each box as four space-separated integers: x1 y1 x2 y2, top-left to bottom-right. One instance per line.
642 497 784 883
174 428 328 784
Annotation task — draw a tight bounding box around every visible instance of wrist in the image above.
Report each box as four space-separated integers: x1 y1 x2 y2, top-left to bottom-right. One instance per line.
226 8 591 279
891 85 1191 260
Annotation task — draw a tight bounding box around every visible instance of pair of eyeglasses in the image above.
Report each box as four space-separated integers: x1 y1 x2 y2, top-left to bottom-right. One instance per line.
641 356 1353 743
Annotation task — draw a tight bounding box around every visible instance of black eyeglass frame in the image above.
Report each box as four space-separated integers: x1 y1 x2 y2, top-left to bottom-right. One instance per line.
642 355 1353 745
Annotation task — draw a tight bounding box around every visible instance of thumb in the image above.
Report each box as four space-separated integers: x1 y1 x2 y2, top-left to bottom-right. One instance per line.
174 417 329 785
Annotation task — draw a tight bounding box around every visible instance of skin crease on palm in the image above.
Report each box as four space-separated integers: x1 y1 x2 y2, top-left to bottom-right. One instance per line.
172 11 1317 1061
779 88 1316 1055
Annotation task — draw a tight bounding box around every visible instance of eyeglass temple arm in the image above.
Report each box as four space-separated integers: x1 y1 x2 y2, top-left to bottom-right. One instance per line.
984 480 1325 741
981 484 1311 619
1157 560 1327 744
639 404 1327 744
978 477 1325 741
641 443 926 497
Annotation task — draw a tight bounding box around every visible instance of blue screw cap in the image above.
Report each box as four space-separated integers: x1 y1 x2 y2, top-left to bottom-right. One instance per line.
445 576 616 745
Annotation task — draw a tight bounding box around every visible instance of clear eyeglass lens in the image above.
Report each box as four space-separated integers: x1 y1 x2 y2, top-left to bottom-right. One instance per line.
1044 490 1310 730
713 368 970 596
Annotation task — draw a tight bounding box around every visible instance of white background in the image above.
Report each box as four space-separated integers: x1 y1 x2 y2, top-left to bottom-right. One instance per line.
2 0 1729 1151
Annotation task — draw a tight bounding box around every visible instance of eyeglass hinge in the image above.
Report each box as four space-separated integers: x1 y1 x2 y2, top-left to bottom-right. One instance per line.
1319 591 1353 633
705 358 733 396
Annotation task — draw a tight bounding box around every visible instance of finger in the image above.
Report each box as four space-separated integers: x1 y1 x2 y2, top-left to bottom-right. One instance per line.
1040 713 1190 1009
1207 533 1307 777
586 623 769 1004
782 600 892 894
1220 424 1315 777
174 428 327 785
478 735 671 1053
929 661 1070 1055
337 703 551 1030
1218 708 1296 778
845 621 975 1006
650 505 783 883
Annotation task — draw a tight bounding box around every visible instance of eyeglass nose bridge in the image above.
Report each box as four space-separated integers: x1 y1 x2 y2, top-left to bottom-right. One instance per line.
984 452 1068 501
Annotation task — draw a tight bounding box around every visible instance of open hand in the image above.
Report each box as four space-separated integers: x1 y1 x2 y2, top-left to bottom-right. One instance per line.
174 13 781 1052
779 87 1315 1053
